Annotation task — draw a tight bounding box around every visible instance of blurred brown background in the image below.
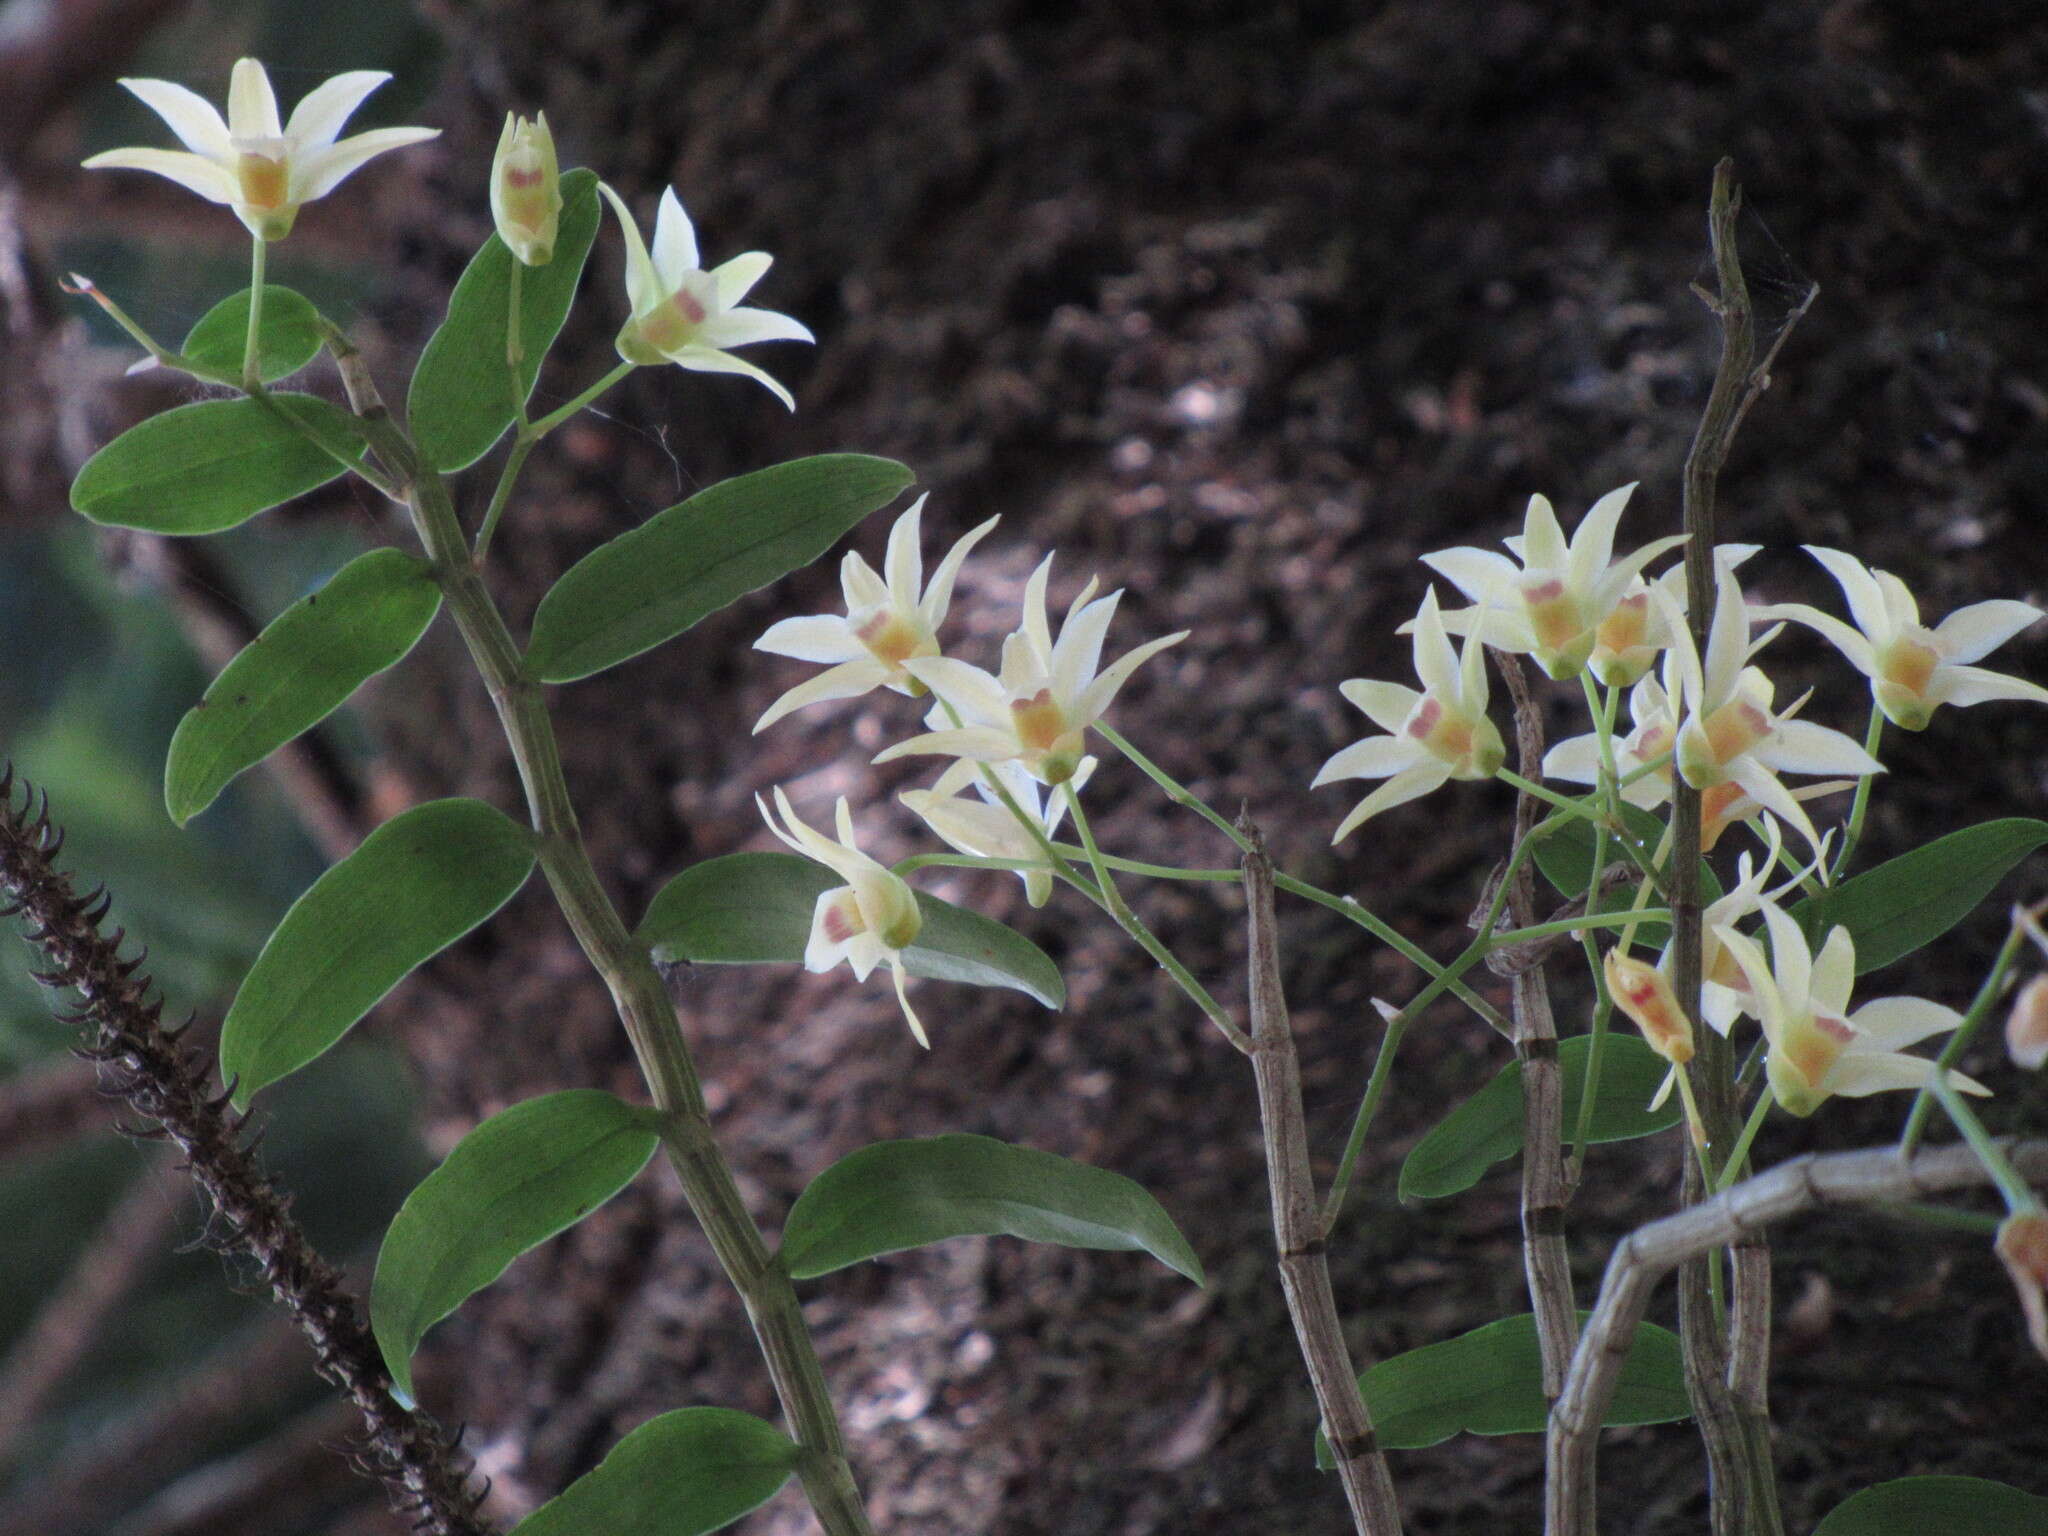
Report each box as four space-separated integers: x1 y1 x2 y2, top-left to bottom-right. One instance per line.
3 1 2047 1531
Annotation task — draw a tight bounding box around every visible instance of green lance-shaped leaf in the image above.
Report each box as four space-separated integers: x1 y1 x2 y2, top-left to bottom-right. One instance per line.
372 1089 661 1402
780 1133 1203 1284
525 455 916 683
408 168 602 472
510 1408 797 1536
1314 1311 1687 1464
181 285 324 382
71 394 365 535
165 548 443 825
1813 1476 2048 1535
1791 818 2048 974
222 799 535 1108
634 850 1063 1009
1399 1033 1680 1201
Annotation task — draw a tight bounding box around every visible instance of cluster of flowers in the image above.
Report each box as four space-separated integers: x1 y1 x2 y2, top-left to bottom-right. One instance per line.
1315 485 2047 1118
84 60 813 405
752 499 1188 1042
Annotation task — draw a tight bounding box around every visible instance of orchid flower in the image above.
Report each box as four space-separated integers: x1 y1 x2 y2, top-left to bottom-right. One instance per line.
1419 484 1686 680
759 789 928 1046
899 755 1095 908
1756 547 2048 731
1545 668 1853 854
1314 587 1506 842
1714 896 1987 1116
83 58 438 241
878 555 1187 786
490 112 561 266
753 496 997 732
1588 543 1761 687
598 184 813 408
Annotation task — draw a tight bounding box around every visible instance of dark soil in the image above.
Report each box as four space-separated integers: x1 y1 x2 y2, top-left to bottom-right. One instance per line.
28 1 2048 1531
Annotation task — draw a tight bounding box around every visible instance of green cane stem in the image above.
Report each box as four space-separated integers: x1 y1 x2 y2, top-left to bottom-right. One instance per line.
242 236 267 390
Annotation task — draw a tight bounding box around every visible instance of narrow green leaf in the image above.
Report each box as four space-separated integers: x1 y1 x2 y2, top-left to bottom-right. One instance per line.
181 285 324 382
634 851 1062 1009
511 1408 796 1536
71 394 364 535
525 455 915 683
1399 1034 1680 1200
781 1133 1203 1284
1791 818 2048 974
408 168 602 472
166 549 442 825
372 1090 660 1402
222 799 535 1107
1814 1476 2048 1535
1314 1311 1687 1463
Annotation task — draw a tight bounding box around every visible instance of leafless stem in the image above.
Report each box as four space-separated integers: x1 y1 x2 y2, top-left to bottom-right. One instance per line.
1491 652 1577 1399
1241 818 1404 1536
0 766 492 1536
1545 1139 2048 1535
1674 157 1812 1536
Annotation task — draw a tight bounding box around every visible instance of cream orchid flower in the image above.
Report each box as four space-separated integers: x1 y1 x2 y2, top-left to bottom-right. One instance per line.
598 183 813 408
1714 896 1987 1117
1588 543 1761 687
83 58 438 241
753 496 997 732
759 788 928 1046
1545 669 1854 854
1419 484 1686 680
877 555 1187 786
1757 547 2048 731
490 112 561 266
899 756 1095 908
1314 587 1506 842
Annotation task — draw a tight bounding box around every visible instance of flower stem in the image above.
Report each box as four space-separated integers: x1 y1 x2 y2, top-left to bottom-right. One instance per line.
243 237 267 390
1713 1092 1773 1193
526 361 637 438
1931 1076 2043 1216
1899 915 2028 1156
1829 703 1885 881
1062 785 1251 1054
1096 723 1249 851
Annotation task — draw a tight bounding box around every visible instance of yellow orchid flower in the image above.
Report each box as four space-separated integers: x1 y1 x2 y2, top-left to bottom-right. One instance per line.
759 789 927 1046
753 496 997 732
83 58 438 241
1758 547 2048 731
598 183 812 408
1314 587 1506 842
878 555 1186 787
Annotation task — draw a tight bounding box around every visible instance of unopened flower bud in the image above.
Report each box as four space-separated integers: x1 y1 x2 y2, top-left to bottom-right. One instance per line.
2007 975 2048 1072
1995 1213 2048 1362
491 112 561 265
1605 951 1694 1065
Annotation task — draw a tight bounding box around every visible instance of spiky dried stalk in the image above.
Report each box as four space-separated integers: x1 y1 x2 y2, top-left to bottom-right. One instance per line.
0 764 494 1536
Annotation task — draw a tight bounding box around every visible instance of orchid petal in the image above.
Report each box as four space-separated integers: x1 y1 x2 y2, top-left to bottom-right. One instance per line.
1927 664 2048 710
1077 629 1186 722
903 656 1011 725
883 496 927 608
711 251 774 308
667 345 797 409
1330 763 1453 841
698 306 815 348
1847 995 1961 1052
1934 599 2045 664
281 70 389 150
1339 679 1422 734
600 183 663 316
920 516 999 629
117 78 231 156
80 147 236 203
752 658 891 732
755 615 866 664
227 58 282 141
651 187 700 283
292 126 440 202
1314 735 1426 787
1805 546 1893 642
